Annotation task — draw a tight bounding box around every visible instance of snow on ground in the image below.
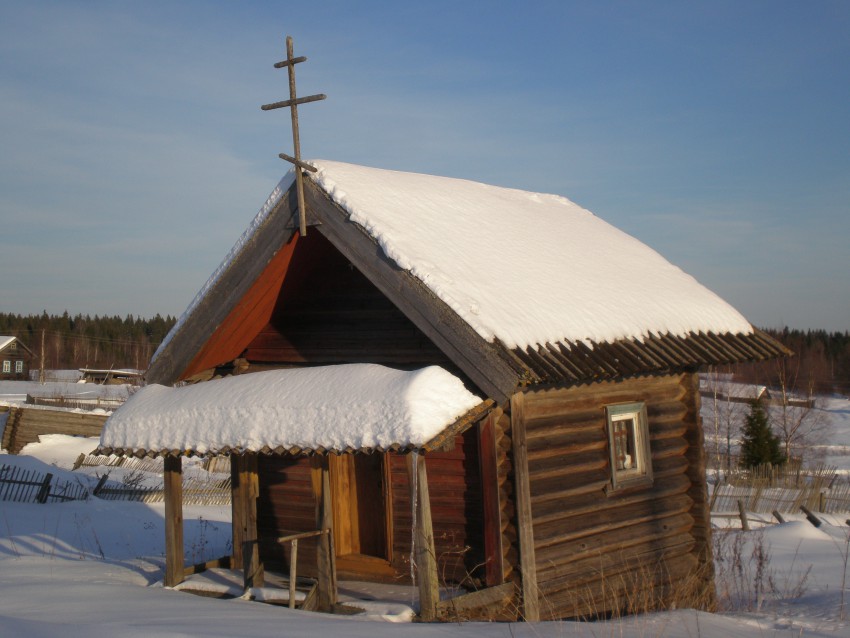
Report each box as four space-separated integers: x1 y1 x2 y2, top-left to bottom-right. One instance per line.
4 403 850 636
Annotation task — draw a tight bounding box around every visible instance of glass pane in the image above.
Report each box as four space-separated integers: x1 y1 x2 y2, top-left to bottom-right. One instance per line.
613 417 637 471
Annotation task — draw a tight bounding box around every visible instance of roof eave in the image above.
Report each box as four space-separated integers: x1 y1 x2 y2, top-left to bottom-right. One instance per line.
146 187 303 385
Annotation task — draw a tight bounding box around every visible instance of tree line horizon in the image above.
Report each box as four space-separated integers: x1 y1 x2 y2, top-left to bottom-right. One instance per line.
1 312 848 393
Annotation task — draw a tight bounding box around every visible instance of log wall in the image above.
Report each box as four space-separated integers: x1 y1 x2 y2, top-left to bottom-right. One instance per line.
514 373 713 620
1 406 107 454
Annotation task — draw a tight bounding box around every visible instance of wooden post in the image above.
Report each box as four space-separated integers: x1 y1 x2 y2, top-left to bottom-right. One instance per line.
230 454 244 569
510 392 540 621
36 473 52 504
314 456 337 612
233 453 263 591
289 538 298 609
164 455 184 587
800 505 822 528
478 408 505 587
737 499 750 531
407 451 439 621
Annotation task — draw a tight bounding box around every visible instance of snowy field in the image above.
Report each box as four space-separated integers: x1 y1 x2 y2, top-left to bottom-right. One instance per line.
2 398 850 636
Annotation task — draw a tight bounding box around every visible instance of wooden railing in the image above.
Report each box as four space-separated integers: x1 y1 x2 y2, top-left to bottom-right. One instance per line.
276 529 332 610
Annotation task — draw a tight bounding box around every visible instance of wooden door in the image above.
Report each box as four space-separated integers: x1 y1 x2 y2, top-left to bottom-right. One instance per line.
328 453 391 562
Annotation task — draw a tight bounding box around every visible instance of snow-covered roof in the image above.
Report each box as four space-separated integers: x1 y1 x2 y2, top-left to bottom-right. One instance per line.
309 161 753 348
0 336 17 351
99 364 486 456
149 160 788 393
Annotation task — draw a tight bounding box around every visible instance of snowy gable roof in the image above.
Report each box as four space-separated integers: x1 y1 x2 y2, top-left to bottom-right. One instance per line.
149 161 788 395
310 161 752 348
100 364 488 457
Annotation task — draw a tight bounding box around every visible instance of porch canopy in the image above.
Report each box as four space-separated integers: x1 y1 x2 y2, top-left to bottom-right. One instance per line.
98 363 487 457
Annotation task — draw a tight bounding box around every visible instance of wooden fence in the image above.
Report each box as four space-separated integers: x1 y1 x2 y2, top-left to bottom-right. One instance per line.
0 464 90 504
74 453 230 475
0 464 231 506
709 463 850 513
94 476 231 506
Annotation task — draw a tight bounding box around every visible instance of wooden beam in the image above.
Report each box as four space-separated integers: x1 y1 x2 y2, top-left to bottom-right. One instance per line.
478 408 505 587
436 582 515 620
510 392 540 621
233 453 263 591
303 178 522 404
407 451 439 621
163 455 184 587
314 456 338 612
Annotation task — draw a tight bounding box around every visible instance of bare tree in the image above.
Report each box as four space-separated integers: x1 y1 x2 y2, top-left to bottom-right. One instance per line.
702 367 748 479
770 358 831 464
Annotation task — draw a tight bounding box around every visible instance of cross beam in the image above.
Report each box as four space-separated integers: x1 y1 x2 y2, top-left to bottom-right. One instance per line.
261 35 325 236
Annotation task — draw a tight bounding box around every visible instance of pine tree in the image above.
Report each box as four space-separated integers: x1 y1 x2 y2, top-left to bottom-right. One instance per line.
740 400 785 468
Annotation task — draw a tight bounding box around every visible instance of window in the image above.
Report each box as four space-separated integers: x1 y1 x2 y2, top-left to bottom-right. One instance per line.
605 402 652 493
15 360 23 373
2 360 9 373
9 342 16 353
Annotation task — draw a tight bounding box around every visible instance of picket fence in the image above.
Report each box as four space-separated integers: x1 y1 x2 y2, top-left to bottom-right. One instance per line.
0 464 90 504
709 463 850 514
0 463 231 506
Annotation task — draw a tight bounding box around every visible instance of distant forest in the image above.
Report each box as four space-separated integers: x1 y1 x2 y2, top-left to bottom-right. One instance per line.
0 311 176 372
708 328 850 396
0 313 848 393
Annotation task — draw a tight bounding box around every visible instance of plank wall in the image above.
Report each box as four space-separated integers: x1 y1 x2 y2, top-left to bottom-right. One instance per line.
255 429 485 585
516 373 712 619
243 232 452 369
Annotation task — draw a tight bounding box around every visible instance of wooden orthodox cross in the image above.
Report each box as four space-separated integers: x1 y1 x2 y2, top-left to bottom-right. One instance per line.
261 35 326 236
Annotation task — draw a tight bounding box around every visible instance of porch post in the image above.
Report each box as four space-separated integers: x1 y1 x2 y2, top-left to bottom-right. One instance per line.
232 452 263 590
163 454 184 587
478 407 505 587
313 455 338 612
511 392 540 621
407 450 439 621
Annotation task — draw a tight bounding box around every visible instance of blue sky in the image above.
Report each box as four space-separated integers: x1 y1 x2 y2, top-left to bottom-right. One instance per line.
0 1 847 331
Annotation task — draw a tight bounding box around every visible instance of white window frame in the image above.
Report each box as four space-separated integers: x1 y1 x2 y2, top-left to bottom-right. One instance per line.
605 402 653 493
2 360 10 373
15 360 23 373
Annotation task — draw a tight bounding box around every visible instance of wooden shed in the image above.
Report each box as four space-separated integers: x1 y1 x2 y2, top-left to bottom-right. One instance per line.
100 161 789 621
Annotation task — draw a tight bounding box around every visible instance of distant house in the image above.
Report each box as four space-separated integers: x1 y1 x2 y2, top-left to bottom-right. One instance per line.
0 336 34 381
699 377 771 404
101 161 789 620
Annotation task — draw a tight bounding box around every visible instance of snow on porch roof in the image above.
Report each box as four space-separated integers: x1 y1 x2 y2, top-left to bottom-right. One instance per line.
99 364 488 457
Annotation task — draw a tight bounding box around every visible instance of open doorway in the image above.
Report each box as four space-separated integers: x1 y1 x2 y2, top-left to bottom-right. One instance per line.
328 453 393 577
